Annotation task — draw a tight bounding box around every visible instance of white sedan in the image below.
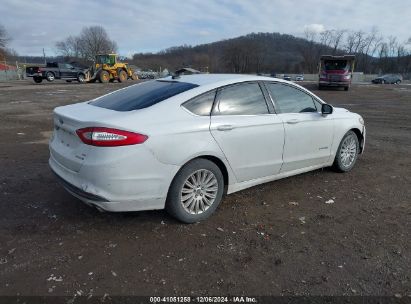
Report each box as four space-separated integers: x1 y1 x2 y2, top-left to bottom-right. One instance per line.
49 74 365 223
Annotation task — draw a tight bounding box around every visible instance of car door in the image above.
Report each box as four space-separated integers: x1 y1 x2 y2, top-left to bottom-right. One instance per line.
265 82 334 172
59 63 71 78
65 64 77 78
210 82 285 182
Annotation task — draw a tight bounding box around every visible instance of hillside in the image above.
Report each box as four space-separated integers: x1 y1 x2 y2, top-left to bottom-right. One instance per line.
131 32 338 74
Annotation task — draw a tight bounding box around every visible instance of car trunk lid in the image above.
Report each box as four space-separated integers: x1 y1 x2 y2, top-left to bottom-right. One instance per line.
50 102 125 172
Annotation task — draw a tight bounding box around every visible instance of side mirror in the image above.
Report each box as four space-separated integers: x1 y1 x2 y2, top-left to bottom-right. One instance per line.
321 104 333 115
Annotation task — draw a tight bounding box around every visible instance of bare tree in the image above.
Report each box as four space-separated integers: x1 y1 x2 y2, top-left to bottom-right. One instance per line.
78 26 117 60
56 35 82 58
223 40 251 73
361 29 380 73
56 26 117 61
387 36 398 57
352 31 368 54
301 28 319 73
330 29 346 55
0 24 9 49
343 31 367 54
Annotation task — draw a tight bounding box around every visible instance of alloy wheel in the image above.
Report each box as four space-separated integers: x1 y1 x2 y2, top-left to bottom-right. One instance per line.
180 169 218 215
340 134 357 168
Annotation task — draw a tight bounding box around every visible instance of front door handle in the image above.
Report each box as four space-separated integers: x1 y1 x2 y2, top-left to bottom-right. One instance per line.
217 124 234 131
286 119 300 124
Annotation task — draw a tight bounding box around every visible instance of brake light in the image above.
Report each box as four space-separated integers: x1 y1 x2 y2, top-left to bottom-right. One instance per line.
76 127 148 147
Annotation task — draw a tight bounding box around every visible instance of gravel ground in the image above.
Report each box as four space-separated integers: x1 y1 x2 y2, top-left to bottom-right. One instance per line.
0 79 410 298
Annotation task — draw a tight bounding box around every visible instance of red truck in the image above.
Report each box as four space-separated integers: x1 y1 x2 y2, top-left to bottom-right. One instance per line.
318 55 355 91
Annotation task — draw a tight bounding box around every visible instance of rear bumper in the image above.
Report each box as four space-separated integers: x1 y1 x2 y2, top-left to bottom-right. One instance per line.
26 73 43 78
49 144 180 212
319 80 350 87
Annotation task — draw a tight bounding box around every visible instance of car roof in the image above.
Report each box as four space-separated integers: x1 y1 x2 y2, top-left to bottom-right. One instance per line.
161 73 290 86
157 73 326 105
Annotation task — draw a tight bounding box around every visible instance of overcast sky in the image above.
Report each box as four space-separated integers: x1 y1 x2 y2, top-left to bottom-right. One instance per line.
2 0 411 56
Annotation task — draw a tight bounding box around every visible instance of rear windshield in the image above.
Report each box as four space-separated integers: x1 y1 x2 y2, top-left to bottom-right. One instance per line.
90 80 198 111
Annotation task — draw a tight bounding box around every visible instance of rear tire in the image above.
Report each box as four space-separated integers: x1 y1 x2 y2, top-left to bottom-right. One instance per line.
166 159 224 223
118 69 127 82
332 131 359 173
46 72 55 82
33 77 42 83
395 80 401 84
98 70 110 83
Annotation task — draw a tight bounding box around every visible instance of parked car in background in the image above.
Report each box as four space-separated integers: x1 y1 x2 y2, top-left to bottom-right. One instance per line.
49 74 365 223
283 75 291 81
295 74 304 81
26 62 87 84
371 74 402 84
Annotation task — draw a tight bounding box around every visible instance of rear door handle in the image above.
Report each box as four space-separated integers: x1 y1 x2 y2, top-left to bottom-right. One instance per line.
286 119 300 124
217 124 234 131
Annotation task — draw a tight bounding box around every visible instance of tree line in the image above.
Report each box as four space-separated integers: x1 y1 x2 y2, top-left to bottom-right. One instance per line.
302 28 411 74
1 23 411 76
132 31 411 75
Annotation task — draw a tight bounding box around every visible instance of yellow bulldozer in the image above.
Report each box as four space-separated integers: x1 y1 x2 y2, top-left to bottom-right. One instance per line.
85 53 138 83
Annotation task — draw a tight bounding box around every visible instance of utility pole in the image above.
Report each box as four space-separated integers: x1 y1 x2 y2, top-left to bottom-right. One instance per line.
43 48 46 64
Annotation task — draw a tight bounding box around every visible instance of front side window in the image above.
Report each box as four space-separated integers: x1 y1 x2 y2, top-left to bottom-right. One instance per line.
214 82 269 115
266 83 317 114
182 90 216 116
90 80 198 111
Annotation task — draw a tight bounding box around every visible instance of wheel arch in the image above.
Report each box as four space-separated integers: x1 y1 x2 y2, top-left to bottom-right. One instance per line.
350 128 364 153
198 155 229 187
168 155 230 197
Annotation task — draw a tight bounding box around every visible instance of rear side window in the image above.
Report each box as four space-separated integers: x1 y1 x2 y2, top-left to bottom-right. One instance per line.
90 80 198 111
182 90 216 116
214 83 269 115
266 83 317 114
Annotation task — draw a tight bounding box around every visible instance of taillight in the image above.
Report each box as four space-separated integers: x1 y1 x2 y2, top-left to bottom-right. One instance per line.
76 127 148 147
37 68 42 72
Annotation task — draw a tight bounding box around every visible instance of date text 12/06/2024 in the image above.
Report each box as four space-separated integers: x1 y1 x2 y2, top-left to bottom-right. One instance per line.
149 296 258 303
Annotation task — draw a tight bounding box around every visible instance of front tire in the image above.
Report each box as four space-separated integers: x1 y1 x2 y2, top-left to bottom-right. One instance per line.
77 73 85 83
166 159 224 223
98 70 110 83
33 77 42 83
332 131 360 172
118 69 127 82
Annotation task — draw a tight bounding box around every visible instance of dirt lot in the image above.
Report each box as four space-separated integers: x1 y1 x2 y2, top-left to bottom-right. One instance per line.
0 79 410 298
